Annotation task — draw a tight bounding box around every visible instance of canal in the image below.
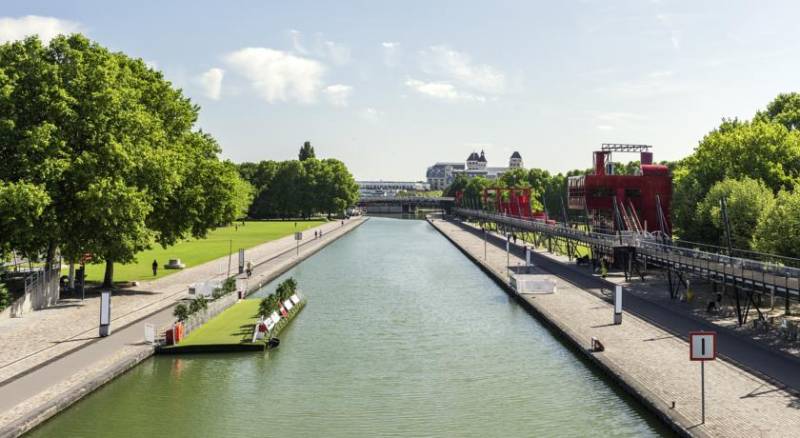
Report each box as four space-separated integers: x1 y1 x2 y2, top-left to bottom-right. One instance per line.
30 218 669 437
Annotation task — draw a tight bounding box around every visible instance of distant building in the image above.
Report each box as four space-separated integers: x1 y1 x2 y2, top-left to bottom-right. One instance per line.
358 181 431 197
425 162 465 190
426 150 523 190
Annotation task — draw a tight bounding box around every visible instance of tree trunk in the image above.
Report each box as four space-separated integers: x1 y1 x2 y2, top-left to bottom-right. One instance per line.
68 262 75 289
102 260 114 289
45 241 56 272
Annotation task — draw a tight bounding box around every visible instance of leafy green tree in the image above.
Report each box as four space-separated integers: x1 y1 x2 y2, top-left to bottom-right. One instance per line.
443 174 469 198
259 294 278 317
755 92 800 131
299 141 316 161
754 189 800 258
173 303 189 322
673 118 800 242
695 178 774 250
0 181 50 259
0 35 251 287
318 158 358 216
463 176 491 209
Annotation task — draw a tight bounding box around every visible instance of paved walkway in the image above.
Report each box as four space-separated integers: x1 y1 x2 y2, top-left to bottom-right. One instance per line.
0 217 365 437
431 217 800 438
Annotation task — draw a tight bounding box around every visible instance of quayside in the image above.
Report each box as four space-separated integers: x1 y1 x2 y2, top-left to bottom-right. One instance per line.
28 217 670 437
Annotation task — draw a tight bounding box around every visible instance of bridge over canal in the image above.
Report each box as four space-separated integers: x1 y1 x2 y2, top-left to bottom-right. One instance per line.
358 196 454 215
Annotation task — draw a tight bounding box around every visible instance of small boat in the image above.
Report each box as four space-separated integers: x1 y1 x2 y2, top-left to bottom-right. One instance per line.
267 337 280 349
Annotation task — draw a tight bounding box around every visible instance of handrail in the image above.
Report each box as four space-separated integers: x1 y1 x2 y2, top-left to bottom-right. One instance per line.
453 207 800 279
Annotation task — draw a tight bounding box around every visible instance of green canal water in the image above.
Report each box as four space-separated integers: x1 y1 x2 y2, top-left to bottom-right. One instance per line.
30 218 670 437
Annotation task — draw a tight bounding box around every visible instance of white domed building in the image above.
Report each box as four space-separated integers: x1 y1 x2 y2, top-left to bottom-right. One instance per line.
425 150 524 189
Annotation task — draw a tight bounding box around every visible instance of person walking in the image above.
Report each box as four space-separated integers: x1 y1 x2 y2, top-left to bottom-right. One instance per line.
152 259 159 277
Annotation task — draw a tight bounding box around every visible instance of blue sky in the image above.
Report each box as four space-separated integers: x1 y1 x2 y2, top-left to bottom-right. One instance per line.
3 1 800 180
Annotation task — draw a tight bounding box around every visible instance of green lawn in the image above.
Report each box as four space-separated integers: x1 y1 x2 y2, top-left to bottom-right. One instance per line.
178 299 261 346
82 220 326 283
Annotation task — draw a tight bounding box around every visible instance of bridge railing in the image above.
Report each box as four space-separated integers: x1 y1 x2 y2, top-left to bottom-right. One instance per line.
453 207 800 280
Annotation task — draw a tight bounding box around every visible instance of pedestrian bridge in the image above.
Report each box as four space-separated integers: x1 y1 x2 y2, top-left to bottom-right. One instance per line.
358 196 454 214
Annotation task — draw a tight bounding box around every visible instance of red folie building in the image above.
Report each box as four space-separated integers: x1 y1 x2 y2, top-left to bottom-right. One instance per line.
567 144 672 234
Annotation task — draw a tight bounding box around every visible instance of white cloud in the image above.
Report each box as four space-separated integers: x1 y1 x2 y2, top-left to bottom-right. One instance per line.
382 41 400 67
656 13 680 50
0 15 83 44
322 40 350 65
596 125 614 131
225 48 325 104
405 78 485 102
595 70 688 99
197 67 224 100
420 45 505 94
360 107 383 122
288 29 307 54
145 60 159 70
323 84 352 107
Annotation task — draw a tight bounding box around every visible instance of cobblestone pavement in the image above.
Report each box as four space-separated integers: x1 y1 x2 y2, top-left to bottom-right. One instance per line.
0 219 361 384
430 218 800 438
0 217 365 437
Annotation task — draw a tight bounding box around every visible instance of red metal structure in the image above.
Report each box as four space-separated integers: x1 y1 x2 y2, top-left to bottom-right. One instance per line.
482 187 532 218
567 144 672 234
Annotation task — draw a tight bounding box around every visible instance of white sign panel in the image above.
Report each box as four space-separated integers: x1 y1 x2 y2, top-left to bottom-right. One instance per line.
690 332 717 361
283 299 294 311
100 291 111 325
144 323 155 344
295 232 303 240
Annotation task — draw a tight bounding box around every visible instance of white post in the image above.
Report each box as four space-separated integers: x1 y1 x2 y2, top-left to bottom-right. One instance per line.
99 291 111 337
614 285 622 325
525 247 531 267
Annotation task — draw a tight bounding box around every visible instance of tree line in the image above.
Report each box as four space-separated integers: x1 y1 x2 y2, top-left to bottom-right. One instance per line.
671 93 800 258
237 142 359 219
0 35 253 287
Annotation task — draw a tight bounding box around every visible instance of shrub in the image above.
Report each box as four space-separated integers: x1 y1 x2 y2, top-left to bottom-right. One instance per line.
259 295 277 317
222 277 237 294
173 303 189 322
189 296 208 315
0 281 9 312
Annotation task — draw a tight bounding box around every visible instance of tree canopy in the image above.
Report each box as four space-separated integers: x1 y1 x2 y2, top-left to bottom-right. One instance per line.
239 157 358 219
673 94 800 251
298 141 316 161
0 34 252 287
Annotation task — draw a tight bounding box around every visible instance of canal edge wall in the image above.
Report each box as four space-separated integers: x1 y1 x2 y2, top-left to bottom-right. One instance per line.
427 217 696 438
0 217 368 438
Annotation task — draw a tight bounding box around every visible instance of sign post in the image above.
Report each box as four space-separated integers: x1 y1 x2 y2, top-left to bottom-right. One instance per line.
613 285 622 325
689 331 717 424
99 291 111 337
294 232 303 256
506 234 510 278
483 229 487 260
238 248 245 274
525 246 531 267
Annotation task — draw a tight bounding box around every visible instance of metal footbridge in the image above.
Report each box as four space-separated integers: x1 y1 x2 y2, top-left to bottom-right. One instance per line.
453 207 800 324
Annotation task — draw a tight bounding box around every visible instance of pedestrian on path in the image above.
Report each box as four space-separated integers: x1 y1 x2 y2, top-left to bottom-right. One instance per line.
246 261 253 277
152 259 158 277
